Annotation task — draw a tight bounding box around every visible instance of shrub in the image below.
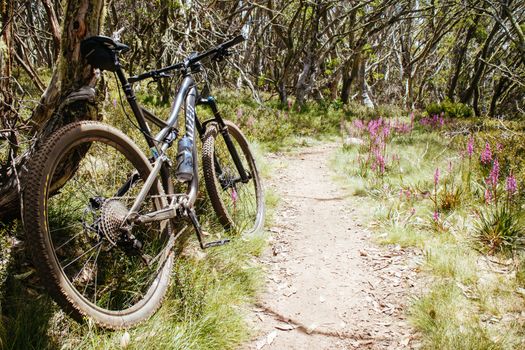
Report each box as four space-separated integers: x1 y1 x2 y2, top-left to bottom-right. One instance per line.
425 99 473 119
473 206 525 255
439 186 463 212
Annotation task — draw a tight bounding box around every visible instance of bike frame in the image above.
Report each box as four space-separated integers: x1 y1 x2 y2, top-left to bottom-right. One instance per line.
111 55 249 225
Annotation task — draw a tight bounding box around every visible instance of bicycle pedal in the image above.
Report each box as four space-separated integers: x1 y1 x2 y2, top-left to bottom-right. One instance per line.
203 239 230 248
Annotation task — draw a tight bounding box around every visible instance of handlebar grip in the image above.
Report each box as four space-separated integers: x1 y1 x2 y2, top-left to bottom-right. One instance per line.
221 34 246 50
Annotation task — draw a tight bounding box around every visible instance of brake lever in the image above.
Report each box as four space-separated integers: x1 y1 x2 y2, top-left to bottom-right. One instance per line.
147 72 173 87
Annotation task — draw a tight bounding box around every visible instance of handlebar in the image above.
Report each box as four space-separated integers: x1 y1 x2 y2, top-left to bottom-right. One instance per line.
128 34 246 84
128 64 183 84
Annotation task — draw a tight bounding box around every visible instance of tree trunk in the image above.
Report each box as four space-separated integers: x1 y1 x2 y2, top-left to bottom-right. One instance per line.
0 0 105 222
341 54 359 105
489 76 510 117
461 20 501 105
295 1 322 108
41 0 62 61
1 0 17 166
447 22 476 101
358 56 374 108
276 80 287 107
295 54 314 108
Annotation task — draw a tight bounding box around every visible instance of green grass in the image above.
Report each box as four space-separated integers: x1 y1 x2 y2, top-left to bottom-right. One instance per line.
332 116 525 349
376 225 427 248
423 243 478 285
410 283 502 350
0 230 266 350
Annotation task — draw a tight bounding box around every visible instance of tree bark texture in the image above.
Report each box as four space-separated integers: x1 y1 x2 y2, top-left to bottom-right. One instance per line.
0 0 105 222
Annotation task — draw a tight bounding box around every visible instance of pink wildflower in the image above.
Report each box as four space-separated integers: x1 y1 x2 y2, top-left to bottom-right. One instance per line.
433 211 439 222
485 188 492 203
353 119 365 131
481 142 492 164
376 153 385 174
467 137 474 157
496 143 503 152
489 158 500 186
396 122 410 134
368 119 381 137
383 123 391 139
506 174 517 195
434 168 440 186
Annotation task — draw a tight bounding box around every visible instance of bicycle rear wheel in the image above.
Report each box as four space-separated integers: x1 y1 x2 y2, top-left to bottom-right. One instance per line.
23 121 173 328
202 120 264 235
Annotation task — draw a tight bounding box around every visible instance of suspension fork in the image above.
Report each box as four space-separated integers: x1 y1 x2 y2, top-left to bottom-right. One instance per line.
200 96 250 182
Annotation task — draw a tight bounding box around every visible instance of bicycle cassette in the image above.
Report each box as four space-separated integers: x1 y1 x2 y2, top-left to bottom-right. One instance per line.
100 199 130 245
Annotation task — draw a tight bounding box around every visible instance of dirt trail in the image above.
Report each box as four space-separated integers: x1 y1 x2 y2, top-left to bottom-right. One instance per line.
244 142 421 350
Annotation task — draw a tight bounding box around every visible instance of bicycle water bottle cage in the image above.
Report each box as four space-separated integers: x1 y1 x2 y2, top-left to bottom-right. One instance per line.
80 36 130 72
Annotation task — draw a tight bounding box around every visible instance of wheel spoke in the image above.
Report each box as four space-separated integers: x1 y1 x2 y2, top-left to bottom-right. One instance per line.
62 241 103 270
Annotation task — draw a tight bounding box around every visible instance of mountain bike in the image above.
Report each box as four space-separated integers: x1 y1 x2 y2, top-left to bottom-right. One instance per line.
22 34 264 328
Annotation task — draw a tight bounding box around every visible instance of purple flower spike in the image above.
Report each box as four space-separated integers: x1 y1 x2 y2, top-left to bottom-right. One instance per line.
353 119 365 131
481 142 492 164
506 174 517 195
433 211 439 222
489 158 500 186
485 188 492 203
378 154 385 174
434 168 440 185
467 137 474 157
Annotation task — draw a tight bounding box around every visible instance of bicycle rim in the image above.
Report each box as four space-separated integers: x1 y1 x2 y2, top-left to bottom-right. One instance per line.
24 122 173 327
203 121 264 235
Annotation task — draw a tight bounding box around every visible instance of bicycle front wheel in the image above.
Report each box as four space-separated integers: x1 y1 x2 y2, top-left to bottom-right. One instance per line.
23 121 173 328
202 120 264 235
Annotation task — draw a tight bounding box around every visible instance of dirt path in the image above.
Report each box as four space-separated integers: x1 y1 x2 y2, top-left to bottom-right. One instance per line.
244 142 421 350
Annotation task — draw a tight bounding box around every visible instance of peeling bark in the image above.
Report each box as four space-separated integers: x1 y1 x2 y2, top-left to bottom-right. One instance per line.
0 0 105 221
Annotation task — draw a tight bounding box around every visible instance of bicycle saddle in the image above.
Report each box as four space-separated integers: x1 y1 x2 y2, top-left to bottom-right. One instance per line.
80 35 129 72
